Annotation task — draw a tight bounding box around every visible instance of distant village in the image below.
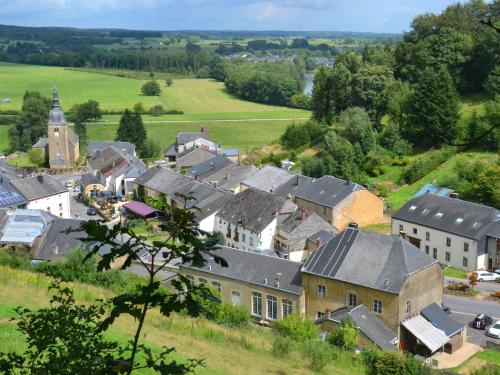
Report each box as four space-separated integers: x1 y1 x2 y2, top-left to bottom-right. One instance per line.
0 90 499 368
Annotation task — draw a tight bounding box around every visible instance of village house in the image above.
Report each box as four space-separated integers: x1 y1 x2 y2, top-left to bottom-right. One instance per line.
133 167 231 232
391 193 500 271
87 146 147 197
179 246 304 324
214 187 296 252
276 175 384 231
272 208 335 262
302 225 443 335
79 173 105 198
10 174 70 218
0 176 27 209
240 165 296 193
187 155 233 180
87 141 136 159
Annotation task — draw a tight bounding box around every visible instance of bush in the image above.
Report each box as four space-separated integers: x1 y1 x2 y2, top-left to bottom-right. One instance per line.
149 105 164 116
447 282 470 292
290 93 312 109
141 80 161 96
470 363 500 375
399 147 455 184
272 335 291 358
326 317 358 351
272 314 319 343
281 120 326 149
303 340 330 373
165 77 173 86
27 148 46 167
0 248 31 270
216 303 250 329
364 350 433 375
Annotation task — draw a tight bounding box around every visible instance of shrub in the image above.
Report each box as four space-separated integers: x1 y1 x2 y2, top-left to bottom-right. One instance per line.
326 317 358 351
290 93 312 109
272 335 291 358
302 340 330 373
447 282 470 292
165 77 173 87
399 147 455 184
272 314 319 343
216 303 250 329
27 148 46 167
364 350 433 375
470 363 500 375
149 104 164 116
141 80 161 96
0 248 31 270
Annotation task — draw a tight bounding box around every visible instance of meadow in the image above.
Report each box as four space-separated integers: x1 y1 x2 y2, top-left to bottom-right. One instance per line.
0 126 8 154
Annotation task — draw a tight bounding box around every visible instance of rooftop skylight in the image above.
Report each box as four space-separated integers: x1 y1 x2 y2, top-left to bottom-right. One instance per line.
409 205 417 211
435 212 443 219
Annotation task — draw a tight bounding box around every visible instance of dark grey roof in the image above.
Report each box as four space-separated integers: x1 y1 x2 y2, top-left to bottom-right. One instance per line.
10 174 67 201
421 303 465 337
188 155 233 179
393 194 500 240
88 146 146 179
307 229 337 244
32 137 48 148
293 175 364 208
87 141 135 158
241 165 296 193
203 163 257 192
316 305 398 350
0 159 22 180
79 173 102 188
180 246 303 295
279 209 334 238
303 228 438 294
217 187 291 233
275 174 315 198
176 132 205 145
48 89 66 126
0 182 28 208
487 221 500 239
34 218 85 260
163 143 177 157
135 167 231 222
176 148 218 169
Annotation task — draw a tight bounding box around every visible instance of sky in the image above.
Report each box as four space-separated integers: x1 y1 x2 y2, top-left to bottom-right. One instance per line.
0 0 463 33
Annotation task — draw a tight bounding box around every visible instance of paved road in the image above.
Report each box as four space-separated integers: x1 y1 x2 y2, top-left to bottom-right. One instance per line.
445 276 500 294
443 295 500 320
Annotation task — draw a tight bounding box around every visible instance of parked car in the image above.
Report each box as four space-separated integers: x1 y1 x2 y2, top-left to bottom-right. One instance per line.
73 184 82 193
65 180 74 187
87 208 97 216
474 271 500 282
494 269 500 274
487 321 500 339
472 314 493 330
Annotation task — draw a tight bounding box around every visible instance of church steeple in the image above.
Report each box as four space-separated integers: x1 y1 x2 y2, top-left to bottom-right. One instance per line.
48 87 65 125
52 87 60 109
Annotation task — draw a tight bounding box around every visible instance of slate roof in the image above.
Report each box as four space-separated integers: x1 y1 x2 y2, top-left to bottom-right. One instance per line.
303 228 438 294
176 148 219 169
279 209 334 238
307 229 337 245
163 143 177 157
188 155 233 179
87 141 135 158
241 165 296 193
316 305 398 350
274 174 315 198
134 167 231 221
203 163 257 192
0 159 22 180
32 137 48 148
217 187 295 234
176 131 205 145
180 246 303 295
421 303 464 337
88 146 146 179
10 174 67 201
67 127 79 147
79 173 103 188
34 218 84 260
292 175 364 208
487 221 500 239
0 181 28 208
393 194 500 240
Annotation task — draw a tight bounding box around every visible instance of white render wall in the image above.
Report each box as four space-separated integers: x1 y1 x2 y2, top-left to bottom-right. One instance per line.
26 191 71 218
199 212 216 233
391 218 485 271
214 216 277 251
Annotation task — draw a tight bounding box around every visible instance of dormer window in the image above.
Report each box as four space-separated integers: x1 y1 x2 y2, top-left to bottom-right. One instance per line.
435 212 443 219
422 208 430 215
455 217 463 224
409 205 417 211
472 222 481 229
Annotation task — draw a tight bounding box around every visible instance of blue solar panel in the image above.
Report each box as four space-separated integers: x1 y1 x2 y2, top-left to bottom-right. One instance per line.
0 185 25 207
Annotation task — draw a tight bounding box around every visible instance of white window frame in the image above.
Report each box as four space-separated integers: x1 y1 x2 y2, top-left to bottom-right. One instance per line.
282 299 293 317
317 285 326 298
373 299 382 314
252 292 262 317
267 295 277 320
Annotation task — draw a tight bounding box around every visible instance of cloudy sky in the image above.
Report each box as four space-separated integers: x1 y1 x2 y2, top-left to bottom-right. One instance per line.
0 0 461 33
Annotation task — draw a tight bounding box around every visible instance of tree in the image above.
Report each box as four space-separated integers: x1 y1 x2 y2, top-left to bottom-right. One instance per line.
133 102 145 113
141 80 161 96
484 66 500 97
311 66 334 123
74 120 88 155
404 66 460 146
186 42 201 54
68 100 101 123
469 271 478 290
338 107 376 153
165 77 173 87
140 138 161 159
27 147 45 167
330 62 353 115
132 111 147 153
149 104 164 116
116 109 135 143
326 317 358 351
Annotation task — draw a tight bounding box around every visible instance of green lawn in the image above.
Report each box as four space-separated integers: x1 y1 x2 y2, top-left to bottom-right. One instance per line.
88 119 294 152
0 126 9 154
0 63 309 120
8 154 36 168
443 266 468 279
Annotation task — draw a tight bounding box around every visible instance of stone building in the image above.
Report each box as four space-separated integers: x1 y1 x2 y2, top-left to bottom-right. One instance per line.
47 89 79 169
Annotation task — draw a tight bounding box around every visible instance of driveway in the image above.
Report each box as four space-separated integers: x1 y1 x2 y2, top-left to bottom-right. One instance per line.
445 276 500 295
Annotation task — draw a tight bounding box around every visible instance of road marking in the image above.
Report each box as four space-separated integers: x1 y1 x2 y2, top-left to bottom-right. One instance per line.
92 117 310 125
452 310 500 320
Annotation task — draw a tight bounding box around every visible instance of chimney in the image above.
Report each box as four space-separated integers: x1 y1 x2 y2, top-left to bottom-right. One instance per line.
301 208 306 221
348 222 358 229
264 278 268 286
295 174 300 186
450 192 459 199
287 193 292 201
399 230 407 239
37 174 43 183
275 207 280 216
346 179 352 185
316 239 323 247
224 173 229 180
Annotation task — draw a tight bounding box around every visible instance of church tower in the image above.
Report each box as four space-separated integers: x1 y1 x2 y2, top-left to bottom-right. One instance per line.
48 88 79 169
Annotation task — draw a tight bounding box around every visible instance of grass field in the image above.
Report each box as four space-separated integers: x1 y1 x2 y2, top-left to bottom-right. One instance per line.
0 126 9 154
443 266 468 279
0 266 365 375
0 63 309 119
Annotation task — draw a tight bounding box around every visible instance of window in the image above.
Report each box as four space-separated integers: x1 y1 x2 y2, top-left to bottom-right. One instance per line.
267 295 277 320
54 127 59 133
249 236 254 246
463 257 468 267
242 233 246 243
231 291 241 305
413 228 417 235
405 300 412 314
464 243 469 252
226 224 231 238
399 224 403 232
186 275 194 287
323 206 327 215
234 227 239 242
47 206 51 212
373 300 382 314
211 281 221 293
199 278 207 286
317 285 326 298
252 292 262 316
433 248 437 259
59 203 63 209
426 232 430 241
409 205 417 211
425 245 429 255
445 252 451 262
347 293 357 307
316 311 325 319
282 299 293 317
446 237 451 247
435 212 443 219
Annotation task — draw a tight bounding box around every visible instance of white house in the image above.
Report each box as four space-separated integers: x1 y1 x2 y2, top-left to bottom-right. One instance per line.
10 174 70 218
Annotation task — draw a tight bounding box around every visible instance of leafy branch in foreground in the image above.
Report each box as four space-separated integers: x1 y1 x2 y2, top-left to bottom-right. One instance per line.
78 193 227 374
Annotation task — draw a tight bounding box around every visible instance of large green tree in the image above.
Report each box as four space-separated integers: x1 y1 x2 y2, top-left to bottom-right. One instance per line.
338 107 376 153
115 109 147 153
311 66 334 123
404 66 460 146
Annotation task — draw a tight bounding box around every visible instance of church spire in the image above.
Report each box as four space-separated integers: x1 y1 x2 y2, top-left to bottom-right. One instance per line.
52 87 60 109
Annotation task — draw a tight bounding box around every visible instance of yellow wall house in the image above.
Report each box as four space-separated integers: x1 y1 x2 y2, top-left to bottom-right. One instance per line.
302 224 443 336
179 246 305 324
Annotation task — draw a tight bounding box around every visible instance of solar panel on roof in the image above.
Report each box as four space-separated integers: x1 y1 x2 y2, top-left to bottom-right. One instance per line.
0 186 25 207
